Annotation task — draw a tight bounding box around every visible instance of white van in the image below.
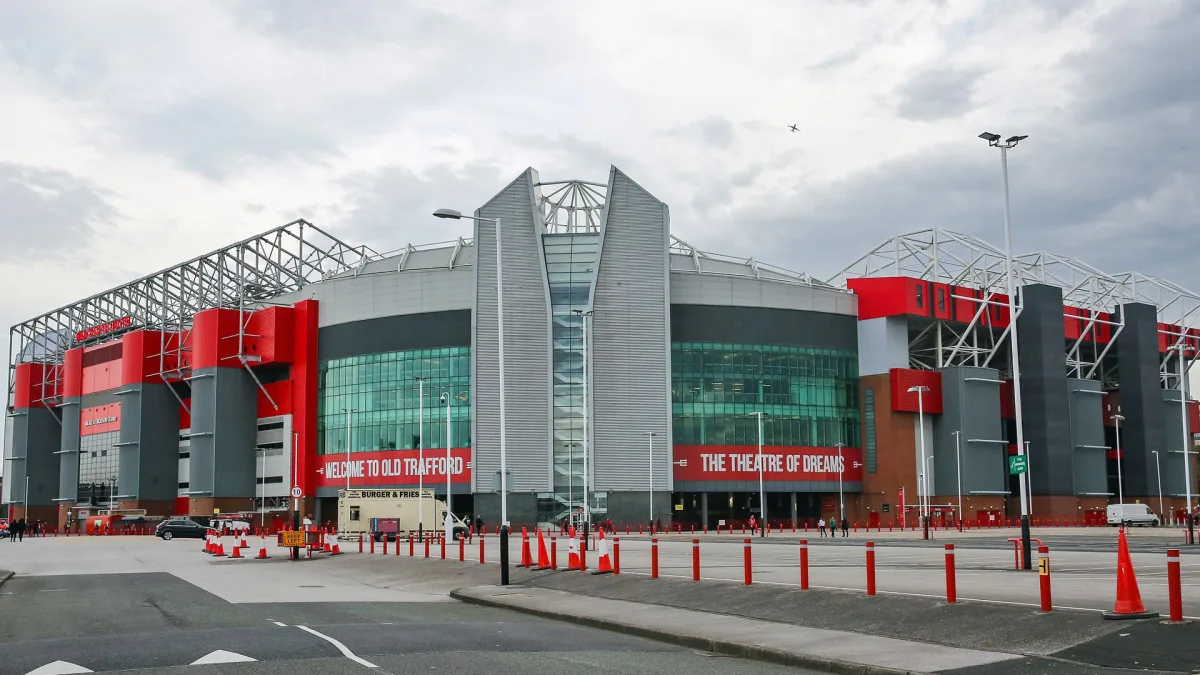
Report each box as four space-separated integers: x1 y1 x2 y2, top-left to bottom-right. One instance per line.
1106 503 1159 527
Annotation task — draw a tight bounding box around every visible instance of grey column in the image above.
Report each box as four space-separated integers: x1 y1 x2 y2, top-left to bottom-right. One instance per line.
118 383 181 503
58 398 82 503
188 367 257 499
1016 284 1073 496
1115 302 1163 498
790 492 798 527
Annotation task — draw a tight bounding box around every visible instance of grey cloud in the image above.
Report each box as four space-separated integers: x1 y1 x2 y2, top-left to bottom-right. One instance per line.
656 116 738 149
810 49 862 72
244 203 266 214
0 163 117 261
893 68 985 121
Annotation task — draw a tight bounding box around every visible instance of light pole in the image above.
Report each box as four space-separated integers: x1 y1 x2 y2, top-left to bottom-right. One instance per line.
952 430 963 532
1177 342 1195 543
908 385 931 540
643 432 656 529
1152 450 1164 524
572 308 593 534
441 392 453 537
835 442 846 524
434 208 509 584
979 130 1032 570
1112 413 1125 508
751 412 767 537
342 406 356 493
414 375 428 541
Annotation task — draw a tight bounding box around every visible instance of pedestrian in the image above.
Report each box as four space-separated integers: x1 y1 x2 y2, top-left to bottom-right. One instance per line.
14 518 26 542
818 518 826 538
749 515 757 535
474 515 484 533
656 517 663 534
841 516 849 538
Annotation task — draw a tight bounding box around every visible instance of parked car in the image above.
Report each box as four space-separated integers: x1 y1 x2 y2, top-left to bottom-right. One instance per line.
155 519 207 540
1106 503 1159 527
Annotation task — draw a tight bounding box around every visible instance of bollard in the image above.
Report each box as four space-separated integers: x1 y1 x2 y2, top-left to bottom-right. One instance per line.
800 539 809 590
383 536 389 555
1038 545 1052 612
479 535 485 564
580 541 588 572
409 533 414 557
692 538 701 581
614 538 621 575
1167 548 1183 622
551 536 557 570
459 535 465 562
440 535 446 560
945 544 956 604
744 538 753 585
359 534 363 553
651 538 659 579
424 534 430 558
370 536 375 554
866 541 876 596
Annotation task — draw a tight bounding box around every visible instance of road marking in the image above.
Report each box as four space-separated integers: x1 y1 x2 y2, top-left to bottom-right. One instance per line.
296 625 378 668
191 650 257 665
273 621 288 627
24 661 93 675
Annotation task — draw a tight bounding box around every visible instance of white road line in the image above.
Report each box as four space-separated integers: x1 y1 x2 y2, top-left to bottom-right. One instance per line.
296 625 378 669
272 621 287 627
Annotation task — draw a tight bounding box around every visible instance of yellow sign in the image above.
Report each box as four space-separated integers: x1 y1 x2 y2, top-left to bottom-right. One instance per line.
1038 558 1049 576
213 509 220 515
279 531 306 547
674 504 683 511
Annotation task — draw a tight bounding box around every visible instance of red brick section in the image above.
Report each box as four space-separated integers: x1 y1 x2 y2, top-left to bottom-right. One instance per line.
860 374 918 526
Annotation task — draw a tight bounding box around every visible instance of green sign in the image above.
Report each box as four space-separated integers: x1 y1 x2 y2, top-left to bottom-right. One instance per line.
1009 455 1028 475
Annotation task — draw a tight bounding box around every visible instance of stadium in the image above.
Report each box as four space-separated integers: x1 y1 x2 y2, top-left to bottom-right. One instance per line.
4 166 1198 532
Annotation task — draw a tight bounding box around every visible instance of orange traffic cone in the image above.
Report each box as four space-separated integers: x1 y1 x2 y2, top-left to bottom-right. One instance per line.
230 541 243 559
256 535 269 560
322 531 332 553
240 532 249 549
1104 529 1159 620
204 530 212 553
592 528 613 575
567 527 581 570
521 527 532 568
216 535 226 557
536 528 552 570
330 531 342 555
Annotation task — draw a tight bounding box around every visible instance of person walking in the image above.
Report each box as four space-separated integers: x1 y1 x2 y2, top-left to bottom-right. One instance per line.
841 516 849 538
748 514 757 536
14 518 26 542
818 518 826 538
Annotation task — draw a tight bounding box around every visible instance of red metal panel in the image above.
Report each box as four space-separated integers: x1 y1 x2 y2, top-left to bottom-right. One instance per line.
314 447 473 488
257 380 293 418
951 286 982 324
245 306 295 365
1008 443 1018 456
63 348 84 399
1189 400 1199 433
672 445 864 483
173 496 189 515
291 300 319 495
1158 323 1173 353
931 282 952 320
80 403 121 436
1102 390 1121 425
1094 312 1112 343
889 369 943 414
1063 307 1084 341
192 308 244 369
846 277 912 320
13 363 42 409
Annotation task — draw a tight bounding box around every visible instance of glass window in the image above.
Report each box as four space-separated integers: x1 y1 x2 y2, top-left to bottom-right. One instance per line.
915 285 924 309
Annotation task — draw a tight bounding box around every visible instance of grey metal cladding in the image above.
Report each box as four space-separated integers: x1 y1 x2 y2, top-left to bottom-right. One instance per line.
473 169 554 493
189 367 258 498
138 382 183 502
1069 379 1107 495
590 167 672 492
317 310 471 361
933 367 1005 496
1115 302 1163 497
117 389 142 500
9 407 61 506
1015 284 1074 496
1159 389 1191 496
857 317 910 377
58 398 81 501
670 305 858 350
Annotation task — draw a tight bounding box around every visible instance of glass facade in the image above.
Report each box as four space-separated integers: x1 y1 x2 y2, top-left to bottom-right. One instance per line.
317 348 471 455
672 342 861 448
78 430 120 506
543 233 599 523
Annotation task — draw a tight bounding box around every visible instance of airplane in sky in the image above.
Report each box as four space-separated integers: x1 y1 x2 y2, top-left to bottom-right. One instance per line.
788 124 799 132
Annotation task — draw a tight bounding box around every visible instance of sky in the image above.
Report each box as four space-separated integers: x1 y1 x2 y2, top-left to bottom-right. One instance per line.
0 0 1197 410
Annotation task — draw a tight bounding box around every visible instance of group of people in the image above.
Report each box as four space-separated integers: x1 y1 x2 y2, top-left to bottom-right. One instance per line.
817 517 850 538
4 518 48 541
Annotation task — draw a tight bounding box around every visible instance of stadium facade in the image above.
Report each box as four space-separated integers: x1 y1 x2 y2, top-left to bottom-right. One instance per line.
4 166 1198 531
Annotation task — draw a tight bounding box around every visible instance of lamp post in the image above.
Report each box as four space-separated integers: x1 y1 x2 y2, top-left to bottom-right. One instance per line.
952 430 963 532
751 412 767 536
434 208 509 584
835 443 846 524
979 130 1032 571
342 406 356 493
908 385 931 540
1151 450 1164 524
572 308 593 535
1178 342 1195 543
643 432 656 529
1112 413 1125 508
441 392 453 537
413 375 430 541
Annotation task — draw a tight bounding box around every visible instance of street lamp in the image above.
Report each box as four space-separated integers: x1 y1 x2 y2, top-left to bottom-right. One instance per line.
572 308 593 534
1176 341 1196 543
1112 413 1125 507
908 384 931 540
835 442 846 524
414 376 429 541
643 432 656 530
952 430 963 532
751 411 767 537
342 406 356 493
434 208 510 584
980 131 1032 569
1151 450 1164 524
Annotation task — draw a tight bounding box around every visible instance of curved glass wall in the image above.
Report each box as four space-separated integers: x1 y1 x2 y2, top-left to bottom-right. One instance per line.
317 347 471 455
671 342 860 447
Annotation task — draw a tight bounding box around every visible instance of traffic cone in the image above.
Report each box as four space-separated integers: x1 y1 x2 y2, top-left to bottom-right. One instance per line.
256 535 269 560
521 527 532 568
216 535 226 557
240 532 249 549
1104 529 1159 619
204 530 212 553
567 527 581 570
536 528 552 570
592 528 613 575
330 531 342 555
230 541 243 559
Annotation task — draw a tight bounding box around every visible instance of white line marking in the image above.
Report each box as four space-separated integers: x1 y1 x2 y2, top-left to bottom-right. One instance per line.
24 661 93 675
191 650 257 665
273 621 287 627
296 625 378 668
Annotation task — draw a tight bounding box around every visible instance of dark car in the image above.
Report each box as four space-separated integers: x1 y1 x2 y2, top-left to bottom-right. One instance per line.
156 519 207 540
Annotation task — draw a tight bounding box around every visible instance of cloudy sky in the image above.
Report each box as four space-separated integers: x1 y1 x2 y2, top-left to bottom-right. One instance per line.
1 0 1197 353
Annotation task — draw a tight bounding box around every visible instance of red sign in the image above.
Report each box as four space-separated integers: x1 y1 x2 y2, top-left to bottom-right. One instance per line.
672 445 864 482
80 403 121 435
315 448 472 488
76 316 133 342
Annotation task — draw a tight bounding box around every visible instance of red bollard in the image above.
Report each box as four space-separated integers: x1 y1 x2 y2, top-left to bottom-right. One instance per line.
692 538 701 581
459 535 465 562
1167 549 1183 622
614 538 621 575
651 538 659 579
370 536 375 554
551 536 557 570
479 535 485 564
409 533 415 557
383 536 388 555
866 541 876 596
359 534 363 553
580 542 587 571
799 539 809 590
425 534 430 558
945 544 956 604
744 538 753 585
1038 545 1052 612
440 535 446 560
